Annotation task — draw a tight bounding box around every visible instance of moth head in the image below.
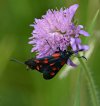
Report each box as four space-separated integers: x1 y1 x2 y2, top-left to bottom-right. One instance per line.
25 59 36 70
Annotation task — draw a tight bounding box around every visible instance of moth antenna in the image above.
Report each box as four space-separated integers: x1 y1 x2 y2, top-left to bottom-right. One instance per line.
10 58 24 65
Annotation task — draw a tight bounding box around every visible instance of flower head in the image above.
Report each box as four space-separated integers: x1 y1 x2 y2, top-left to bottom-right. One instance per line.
29 4 89 66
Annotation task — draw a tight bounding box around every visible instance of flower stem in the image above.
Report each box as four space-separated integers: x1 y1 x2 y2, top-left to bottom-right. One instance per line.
78 58 99 106
73 69 81 106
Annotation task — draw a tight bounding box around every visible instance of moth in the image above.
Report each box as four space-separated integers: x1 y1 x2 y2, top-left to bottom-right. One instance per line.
24 48 85 80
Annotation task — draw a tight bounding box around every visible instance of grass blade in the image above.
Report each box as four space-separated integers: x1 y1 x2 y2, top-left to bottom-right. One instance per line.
78 58 99 106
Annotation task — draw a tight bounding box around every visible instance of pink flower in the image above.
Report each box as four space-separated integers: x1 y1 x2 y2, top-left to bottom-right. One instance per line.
29 4 89 67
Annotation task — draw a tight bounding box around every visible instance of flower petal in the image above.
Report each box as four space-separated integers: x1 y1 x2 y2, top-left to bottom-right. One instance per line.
76 38 81 44
29 4 89 61
79 30 90 36
81 45 89 51
70 38 77 51
68 4 79 21
67 59 77 67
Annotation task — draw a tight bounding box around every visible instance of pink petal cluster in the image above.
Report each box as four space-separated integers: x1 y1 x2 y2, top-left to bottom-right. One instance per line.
29 4 89 60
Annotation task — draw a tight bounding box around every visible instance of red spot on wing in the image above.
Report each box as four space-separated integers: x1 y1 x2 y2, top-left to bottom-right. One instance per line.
52 67 57 71
50 72 55 76
61 61 66 65
50 63 55 66
52 53 60 58
34 60 40 63
36 66 40 70
43 58 48 63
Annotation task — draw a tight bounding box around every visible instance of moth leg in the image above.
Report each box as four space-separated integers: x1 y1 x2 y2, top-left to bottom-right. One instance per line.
77 56 87 60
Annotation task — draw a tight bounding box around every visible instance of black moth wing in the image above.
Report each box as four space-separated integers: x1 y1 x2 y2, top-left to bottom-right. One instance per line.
25 50 72 80
33 52 61 72
32 55 55 72
42 56 66 80
25 53 61 73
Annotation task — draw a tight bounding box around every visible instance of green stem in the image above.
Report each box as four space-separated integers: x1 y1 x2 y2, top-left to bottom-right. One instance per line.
78 58 99 106
73 69 81 106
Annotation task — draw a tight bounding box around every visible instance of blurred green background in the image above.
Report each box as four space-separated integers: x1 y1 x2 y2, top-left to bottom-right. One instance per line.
0 0 100 106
